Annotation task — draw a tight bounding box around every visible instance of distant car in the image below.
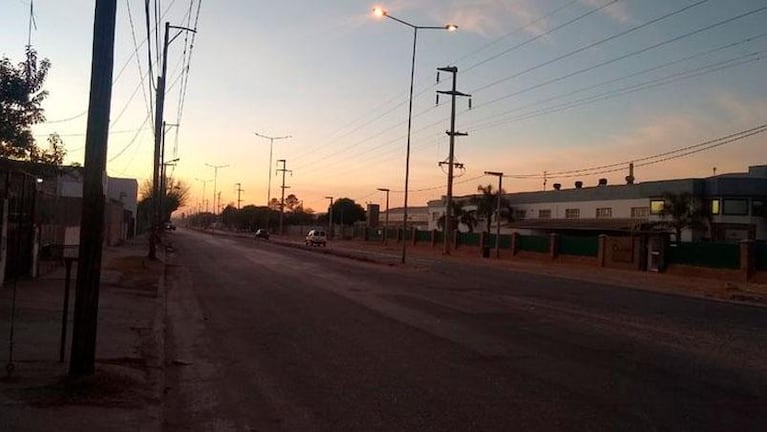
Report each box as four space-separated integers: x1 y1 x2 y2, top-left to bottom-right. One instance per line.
255 229 269 240
305 230 327 247
163 221 176 231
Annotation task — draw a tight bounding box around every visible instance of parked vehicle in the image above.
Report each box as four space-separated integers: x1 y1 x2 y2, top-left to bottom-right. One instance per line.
163 221 176 231
255 229 269 240
305 230 327 247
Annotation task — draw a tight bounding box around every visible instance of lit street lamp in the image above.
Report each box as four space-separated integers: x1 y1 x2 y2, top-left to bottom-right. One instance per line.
372 6 457 263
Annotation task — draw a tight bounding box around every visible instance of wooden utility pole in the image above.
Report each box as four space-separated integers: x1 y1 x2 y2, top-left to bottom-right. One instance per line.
69 0 118 376
436 66 470 255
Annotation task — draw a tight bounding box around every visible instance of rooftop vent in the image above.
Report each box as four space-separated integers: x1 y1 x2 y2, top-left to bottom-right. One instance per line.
575 181 583 189
553 183 561 191
598 178 607 186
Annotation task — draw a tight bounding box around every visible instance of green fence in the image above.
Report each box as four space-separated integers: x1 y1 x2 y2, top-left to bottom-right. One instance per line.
756 242 767 271
367 228 382 241
666 242 740 270
458 232 481 246
559 235 599 257
518 234 549 253
487 233 512 249
416 230 431 243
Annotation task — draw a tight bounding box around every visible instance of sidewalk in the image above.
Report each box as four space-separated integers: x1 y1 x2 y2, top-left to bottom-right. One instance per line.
0 237 165 432
198 227 767 307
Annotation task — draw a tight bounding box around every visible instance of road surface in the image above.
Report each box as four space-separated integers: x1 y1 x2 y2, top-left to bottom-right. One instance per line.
163 229 767 431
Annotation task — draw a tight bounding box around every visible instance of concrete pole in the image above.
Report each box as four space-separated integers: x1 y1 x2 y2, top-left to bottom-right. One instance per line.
70 0 118 376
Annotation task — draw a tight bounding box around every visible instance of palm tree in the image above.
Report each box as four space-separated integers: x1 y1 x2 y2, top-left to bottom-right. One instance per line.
437 201 477 233
471 184 509 233
658 192 707 242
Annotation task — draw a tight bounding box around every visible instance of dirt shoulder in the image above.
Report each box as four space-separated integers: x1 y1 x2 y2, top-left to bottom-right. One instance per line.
0 236 166 432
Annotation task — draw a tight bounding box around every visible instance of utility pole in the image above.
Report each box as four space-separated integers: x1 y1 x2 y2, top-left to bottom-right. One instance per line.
235 183 244 209
325 196 333 239
485 171 503 258
69 0 117 376
217 191 222 214
437 66 470 255
149 22 195 259
377 188 390 244
276 159 292 235
195 178 210 214
205 163 229 217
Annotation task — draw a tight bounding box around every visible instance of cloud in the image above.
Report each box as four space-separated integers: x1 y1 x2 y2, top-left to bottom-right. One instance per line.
579 0 633 24
417 0 556 38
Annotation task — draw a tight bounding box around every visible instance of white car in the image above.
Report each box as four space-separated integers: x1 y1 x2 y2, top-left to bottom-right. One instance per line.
305 230 327 247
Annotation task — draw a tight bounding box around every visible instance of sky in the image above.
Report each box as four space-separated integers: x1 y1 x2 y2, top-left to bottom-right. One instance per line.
2 0 766 214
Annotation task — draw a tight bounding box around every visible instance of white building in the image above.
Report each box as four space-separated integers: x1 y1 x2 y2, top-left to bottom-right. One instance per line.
427 165 767 242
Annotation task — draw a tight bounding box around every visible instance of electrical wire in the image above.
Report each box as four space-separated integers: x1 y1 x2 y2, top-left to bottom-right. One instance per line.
471 0 710 94
464 0 620 74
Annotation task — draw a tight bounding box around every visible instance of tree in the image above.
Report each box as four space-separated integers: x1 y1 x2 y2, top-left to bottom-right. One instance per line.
1 47 59 162
268 198 281 210
136 177 191 231
284 193 300 211
331 198 365 225
658 192 707 242
471 184 509 233
221 205 238 228
438 201 477 232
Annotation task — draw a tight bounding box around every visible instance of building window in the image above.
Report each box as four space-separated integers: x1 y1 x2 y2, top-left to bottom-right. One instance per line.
514 209 526 220
708 199 720 215
631 207 649 218
432 212 440 221
650 200 665 215
565 208 580 219
723 199 748 216
753 200 765 218
538 209 551 219
595 208 612 218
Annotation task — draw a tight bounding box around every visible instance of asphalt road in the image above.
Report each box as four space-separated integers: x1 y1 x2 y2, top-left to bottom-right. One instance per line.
163 229 767 432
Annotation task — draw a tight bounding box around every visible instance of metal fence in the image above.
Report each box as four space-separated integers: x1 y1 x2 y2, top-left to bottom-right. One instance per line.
756 242 767 271
458 232 481 246
518 234 549 253
487 233 512 249
559 235 599 257
666 242 740 270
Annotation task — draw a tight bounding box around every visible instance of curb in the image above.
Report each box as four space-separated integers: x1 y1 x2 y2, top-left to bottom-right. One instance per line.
183 227 767 308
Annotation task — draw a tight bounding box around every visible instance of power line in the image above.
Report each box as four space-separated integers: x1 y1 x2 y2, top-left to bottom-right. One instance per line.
473 5 767 113
469 52 764 133
289 0 585 167
506 124 767 180
471 0 710 93
464 0 620 74
125 0 153 122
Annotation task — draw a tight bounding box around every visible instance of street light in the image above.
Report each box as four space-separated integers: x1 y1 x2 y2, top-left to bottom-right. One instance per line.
484 171 504 258
372 6 457 264
377 188 390 244
254 132 291 206
325 196 334 240
195 178 211 214
205 163 229 217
